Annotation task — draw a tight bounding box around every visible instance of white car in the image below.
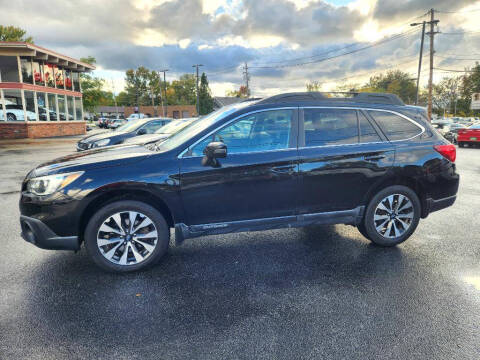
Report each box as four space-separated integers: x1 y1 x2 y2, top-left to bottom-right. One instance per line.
0 103 36 121
127 113 148 121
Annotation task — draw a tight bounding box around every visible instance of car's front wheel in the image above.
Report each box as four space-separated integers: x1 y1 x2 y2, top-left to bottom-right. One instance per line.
84 201 170 272
362 185 421 247
7 113 16 121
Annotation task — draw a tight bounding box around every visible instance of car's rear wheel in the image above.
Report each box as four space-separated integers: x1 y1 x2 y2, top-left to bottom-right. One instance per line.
362 185 420 247
7 113 16 121
85 201 169 272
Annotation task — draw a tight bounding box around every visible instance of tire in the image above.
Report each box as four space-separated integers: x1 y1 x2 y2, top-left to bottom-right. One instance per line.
363 185 421 247
7 113 16 121
84 200 170 272
458 142 465 148
356 222 371 240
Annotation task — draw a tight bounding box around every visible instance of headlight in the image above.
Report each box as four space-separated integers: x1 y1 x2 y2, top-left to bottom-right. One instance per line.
27 171 84 196
92 138 111 147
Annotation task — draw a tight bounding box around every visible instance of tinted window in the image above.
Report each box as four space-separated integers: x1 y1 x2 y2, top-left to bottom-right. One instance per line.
140 120 168 134
369 111 422 141
303 108 358 147
359 112 381 142
191 109 294 156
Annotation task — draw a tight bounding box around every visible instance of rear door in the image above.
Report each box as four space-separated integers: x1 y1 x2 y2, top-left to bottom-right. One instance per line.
297 107 395 214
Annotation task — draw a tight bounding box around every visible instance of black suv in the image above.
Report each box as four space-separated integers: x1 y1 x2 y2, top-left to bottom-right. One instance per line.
19 93 459 272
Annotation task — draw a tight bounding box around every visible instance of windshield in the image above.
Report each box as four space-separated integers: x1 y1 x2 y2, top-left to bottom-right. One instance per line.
154 120 194 134
157 102 253 151
115 120 145 132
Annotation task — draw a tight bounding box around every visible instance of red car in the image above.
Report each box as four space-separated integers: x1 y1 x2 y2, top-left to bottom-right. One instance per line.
458 124 480 147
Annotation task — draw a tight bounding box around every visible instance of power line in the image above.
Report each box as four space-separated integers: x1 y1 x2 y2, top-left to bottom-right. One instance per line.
434 68 479 73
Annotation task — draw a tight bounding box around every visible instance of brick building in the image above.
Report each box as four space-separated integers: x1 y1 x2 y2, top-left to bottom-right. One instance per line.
0 42 95 139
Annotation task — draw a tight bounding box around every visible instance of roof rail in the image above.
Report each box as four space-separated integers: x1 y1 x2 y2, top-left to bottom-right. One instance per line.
257 92 405 106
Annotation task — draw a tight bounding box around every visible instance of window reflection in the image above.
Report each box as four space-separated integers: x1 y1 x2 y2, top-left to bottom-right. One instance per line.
3 89 24 121
72 72 80 91
67 96 74 120
0 56 20 82
33 61 45 86
44 63 55 87
75 97 82 120
58 95 66 120
65 69 72 90
20 57 33 84
24 91 36 121
47 93 57 121
37 92 48 121
55 67 64 89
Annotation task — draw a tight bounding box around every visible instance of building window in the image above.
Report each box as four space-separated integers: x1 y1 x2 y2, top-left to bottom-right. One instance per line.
0 56 20 82
72 72 80 91
47 93 57 121
182 111 189 118
58 95 66 120
67 96 74 120
44 63 55 88
33 61 45 86
75 97 82 120
20 57 34 84
65 69 73 90
24 91 36 121
173 110 180 119
37 92 48 121
3 89 24 121
55 66 65 89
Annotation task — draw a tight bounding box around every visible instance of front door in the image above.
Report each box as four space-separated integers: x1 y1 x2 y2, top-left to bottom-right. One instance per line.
180 108 299 225
297 107 395 214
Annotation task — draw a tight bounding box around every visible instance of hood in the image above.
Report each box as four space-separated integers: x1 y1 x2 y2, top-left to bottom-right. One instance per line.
31 144 153 177
122 133 170 145
79 131 127 144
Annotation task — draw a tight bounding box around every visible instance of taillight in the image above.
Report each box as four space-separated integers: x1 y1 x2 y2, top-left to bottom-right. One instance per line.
434 144 456 163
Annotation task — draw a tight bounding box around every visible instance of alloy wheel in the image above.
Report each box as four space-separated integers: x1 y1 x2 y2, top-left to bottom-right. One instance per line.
373 194 414 239
97 211 158 266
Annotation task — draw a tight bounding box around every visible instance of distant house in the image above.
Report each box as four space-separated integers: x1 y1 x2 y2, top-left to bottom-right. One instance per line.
95 106 125 118
213 96 245 110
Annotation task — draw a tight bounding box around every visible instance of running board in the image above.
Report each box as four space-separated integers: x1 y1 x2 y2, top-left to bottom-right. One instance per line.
174 206 364 244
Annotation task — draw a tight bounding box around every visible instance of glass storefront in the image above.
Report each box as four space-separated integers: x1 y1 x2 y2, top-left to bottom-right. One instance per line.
57 94 66 120
37 92 48 121
44 63 55 88
24 91 36 121
33 61 45 86
72 72 80 91
2 89 24 121
65 69 73 90
47 93 57 121
75 97 82 120
67 96 74 120
55 67 64 89
0 56 20 82
20 57 33 84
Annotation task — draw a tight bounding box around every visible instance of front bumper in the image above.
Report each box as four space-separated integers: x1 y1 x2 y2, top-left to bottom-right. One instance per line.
20 215 80 251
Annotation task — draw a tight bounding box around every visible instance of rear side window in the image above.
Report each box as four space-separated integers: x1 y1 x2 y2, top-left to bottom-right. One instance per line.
368 111 422 141
303 108 358 147
358 112 381 143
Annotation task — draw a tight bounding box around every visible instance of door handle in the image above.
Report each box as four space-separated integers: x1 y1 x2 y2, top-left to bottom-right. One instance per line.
364 154 386 162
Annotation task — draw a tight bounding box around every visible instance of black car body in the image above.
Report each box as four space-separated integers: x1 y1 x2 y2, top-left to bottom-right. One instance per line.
20 92 459 272
76 118 171 151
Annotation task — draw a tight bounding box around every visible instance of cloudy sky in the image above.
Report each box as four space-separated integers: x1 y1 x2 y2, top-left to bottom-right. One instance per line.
1 0 480 96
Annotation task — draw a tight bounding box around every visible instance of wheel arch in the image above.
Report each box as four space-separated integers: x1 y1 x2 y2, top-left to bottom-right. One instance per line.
363 175 428 218
78 188 175 243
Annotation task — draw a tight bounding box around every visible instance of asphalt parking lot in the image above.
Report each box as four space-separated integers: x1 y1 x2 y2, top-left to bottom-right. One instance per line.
0 138 479 360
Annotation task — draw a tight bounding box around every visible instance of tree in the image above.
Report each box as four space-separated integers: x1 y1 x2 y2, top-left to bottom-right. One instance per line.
167 74 196 105
198 73 214 115
79 57 114 111
0 25 33 43
364 70 416 104
306 80 322 92
226 85 248 98
432 77 462 116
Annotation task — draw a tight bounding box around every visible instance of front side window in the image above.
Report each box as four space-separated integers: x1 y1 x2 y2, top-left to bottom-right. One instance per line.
368 110 422 141
303 108 358 147
139 120 167 134
191 109 294 156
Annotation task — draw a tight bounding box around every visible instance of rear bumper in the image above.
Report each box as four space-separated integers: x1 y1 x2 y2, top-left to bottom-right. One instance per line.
423 195 457 218
20 215 80 251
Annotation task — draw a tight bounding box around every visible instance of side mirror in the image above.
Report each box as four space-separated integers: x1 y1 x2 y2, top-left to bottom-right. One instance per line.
137 128 147 135
202 142 227 167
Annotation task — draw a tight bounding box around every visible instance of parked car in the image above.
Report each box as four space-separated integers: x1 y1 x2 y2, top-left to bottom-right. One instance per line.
97 117 109 128
446 123 468 144
76 118 171 151
0 103 36 121
121 118 197 146
457 124 480 147
108 118 127 129
432 123 455 143
19 92 459 272
127 113 147 121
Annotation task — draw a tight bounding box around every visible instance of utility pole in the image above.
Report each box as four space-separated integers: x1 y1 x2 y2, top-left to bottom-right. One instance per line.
111 79 119 119
243 62 250 97
411 21 426 105
159 69 168 117
427 8 440 121
192 64 203 115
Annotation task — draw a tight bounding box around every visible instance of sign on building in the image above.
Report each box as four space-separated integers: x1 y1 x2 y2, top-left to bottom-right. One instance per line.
471 93 480 110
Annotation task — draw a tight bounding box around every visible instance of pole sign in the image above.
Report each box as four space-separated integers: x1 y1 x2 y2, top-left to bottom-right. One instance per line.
471 93 480 110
